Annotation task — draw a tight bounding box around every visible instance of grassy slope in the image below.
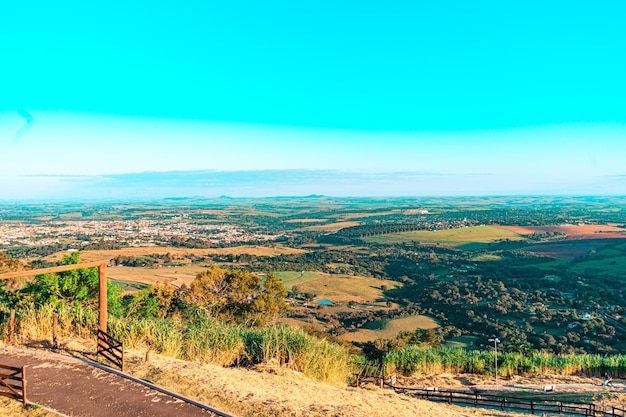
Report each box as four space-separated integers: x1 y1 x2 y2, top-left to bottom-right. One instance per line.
122 348 524 417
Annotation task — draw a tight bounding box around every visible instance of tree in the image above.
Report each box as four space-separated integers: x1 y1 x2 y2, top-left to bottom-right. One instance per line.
184 266 288 324
251 274 289 325
24 252 122 312
122 281 178 319
26 252 98 307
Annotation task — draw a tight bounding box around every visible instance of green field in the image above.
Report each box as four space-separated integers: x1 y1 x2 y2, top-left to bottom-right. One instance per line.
442 335 480 350
570 256 626 276
273 271 327 287
362 225 524 247
275 270 400 303
338 315 439 343
471 253 503 262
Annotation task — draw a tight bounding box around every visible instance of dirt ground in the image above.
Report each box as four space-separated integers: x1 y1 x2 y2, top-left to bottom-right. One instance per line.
3 341 625 417
0 347 229 417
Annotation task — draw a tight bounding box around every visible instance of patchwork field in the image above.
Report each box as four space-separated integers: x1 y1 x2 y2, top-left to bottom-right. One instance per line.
274 270 400 304
337 314 439 343
443 335 480 350
336 210 400 220
106 265 207 289
363 225 524 247
521 239 622 259
570 254 626 276
305 221 360 231
496 224 626 239
44 245 307 263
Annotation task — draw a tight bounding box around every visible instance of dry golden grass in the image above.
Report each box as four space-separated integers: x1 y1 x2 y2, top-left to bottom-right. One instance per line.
0 398 59 417
0 338 581 417
43 245 307 263
122 349 525 417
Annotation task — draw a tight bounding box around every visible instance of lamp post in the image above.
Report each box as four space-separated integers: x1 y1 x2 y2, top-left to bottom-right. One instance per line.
488 338 500 388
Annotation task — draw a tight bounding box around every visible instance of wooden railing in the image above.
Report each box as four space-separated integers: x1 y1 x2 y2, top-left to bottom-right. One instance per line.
0 364 27 405
97 329 124 371
393 386 626 417
353 360 385 388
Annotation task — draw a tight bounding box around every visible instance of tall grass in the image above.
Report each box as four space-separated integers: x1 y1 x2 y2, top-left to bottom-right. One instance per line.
6 302 98 342
2 304 350 383
9 304 626 382
384 346 626 378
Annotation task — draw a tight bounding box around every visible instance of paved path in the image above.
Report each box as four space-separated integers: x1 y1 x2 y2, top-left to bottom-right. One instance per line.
0 347 235 417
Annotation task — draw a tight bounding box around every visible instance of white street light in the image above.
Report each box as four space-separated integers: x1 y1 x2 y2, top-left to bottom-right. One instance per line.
488 338 501 388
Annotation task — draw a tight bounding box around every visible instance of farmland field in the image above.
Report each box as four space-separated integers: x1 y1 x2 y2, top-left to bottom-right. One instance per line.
305 221 360 231
106 265 207 288
496 224 626 239
337 314 439 343
274 270 400 303
43 244 307 263
520 239 619 259
570 256 626 277
362 225 523 247
443 335 480 350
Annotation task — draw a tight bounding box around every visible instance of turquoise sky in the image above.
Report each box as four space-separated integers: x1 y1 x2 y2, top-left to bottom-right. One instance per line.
1 1 625 199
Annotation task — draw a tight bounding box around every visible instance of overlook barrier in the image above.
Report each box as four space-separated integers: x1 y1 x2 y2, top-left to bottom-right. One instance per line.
393 386 625 417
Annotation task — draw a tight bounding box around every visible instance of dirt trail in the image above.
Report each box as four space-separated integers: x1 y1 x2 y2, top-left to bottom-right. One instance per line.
0 347 234 417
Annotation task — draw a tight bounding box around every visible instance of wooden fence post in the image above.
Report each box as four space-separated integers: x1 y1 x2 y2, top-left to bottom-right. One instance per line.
9 309 15 343
21 366 27 405
98 263 107 333
52 313 58 348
